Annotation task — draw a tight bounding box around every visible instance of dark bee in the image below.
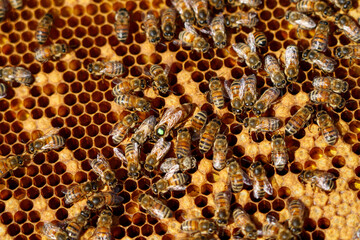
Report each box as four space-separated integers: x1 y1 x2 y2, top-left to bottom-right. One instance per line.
285 104 314 135
209 76 225 109
302 49 336 73
252 87 280 116
312 76 348 94
113 94 151 112
334 45 360 60
225 11 259 28
181 218 218 235
90 154 117 188
316 111 339 145
27 133 65 154
0 83 7 99
0 155 29 179
65 209 91 240
112 78 147 96
299 169 336 191
253 32 267 47
265 54 286 88
311 21 330 52
249 161 273 199
285 11 316 30
262 215 295 240
35 13 53 44
296 0 334 17
309 89 345 109
87 192 124 209
335 14 360 43
161 8 176 41
199 118 221 153
138 193 173 219
284 45 299 82
171 0 195 24
191 110 207 134
287 198 305 235
114 8 130 42
233 207 258 239
0 66 34 86
189 0 209 26
35 43 69 63
63 180 102 205
87 61 125 77
143 11 161 44
244 117 281 133
271 134 289 171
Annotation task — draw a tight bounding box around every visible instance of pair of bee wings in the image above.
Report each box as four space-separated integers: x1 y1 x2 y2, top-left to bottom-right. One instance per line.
312 171 336 191
229 166 253 186
285 45 299 67
253 176 273 199
149 138 172 160
90 154 111 178
198 14 225 35
253 117 281 131
291 13 316 29
224 77 246 101
62 183 87 205
11 67 32 79
145 197 171 219
42 222 68 240
232 32 257 56
257 215 285 238
109 121 127 137
313 55 337 72
156 107 186 133
131 115 157 143
114 142 139 167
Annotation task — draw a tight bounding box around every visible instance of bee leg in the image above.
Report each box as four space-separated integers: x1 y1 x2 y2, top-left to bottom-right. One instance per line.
310 182 317 191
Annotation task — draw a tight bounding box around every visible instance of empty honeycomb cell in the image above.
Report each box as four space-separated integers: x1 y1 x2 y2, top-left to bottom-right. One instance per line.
28 211 40 224
5 132 17 144
33 175 46 188
140 224 153 237
14 211 27 224
41 186 54 199
20 199 33 211
0 144 11 155
309 147 323 160
22 223 34 235
1 212 13 225
258 200 271 213
202 206 215 218
14 188 26 200
304 218 317 232
15 235 28 240
49 197 60 210
7 178 19 190
155 223 167 235
312 230 325 240
20 177 32 189
55 208 68 220
8 223 20 236
27 187 40 199
172 190 186 199
243 202 257 215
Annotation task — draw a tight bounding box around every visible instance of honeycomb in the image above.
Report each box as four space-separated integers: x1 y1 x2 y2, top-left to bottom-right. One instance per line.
0 0 360 239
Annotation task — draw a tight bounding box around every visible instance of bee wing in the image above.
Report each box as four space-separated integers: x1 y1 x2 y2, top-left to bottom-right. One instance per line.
224 79 234 100
160 158 179 173
90 154 111 177
264 177 274 195
253 180 261 199
163 64 171 76
266 214 279 224
238 77 246 100
153 138 171 161
114 147 128 166
240 168 253 186
184 22 199 36
168 185 187 191
247 32 257 53
109 122 122 136
42 222 66 240
157 107 184 132
112 78 124 85
315 171 335 190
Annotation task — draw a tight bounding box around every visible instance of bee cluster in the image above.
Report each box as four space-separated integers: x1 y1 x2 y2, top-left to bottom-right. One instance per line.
0 0 360 239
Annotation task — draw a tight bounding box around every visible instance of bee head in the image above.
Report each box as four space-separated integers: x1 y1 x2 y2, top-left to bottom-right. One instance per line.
343 0 352 10
198 10 207 22
45 13 53 19
290 217 302 234
248 55 261 69
279 230 294 240
138 193 147 204
151 183 158 193
27 143 35 154
87 63 94 73
302 49 310 60
83 183 92 192
145 156 156 171
208 222 217 234
87 199 94 208
323 7 334 16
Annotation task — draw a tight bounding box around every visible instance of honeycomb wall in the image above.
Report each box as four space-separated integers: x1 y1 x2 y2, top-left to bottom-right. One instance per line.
0 0 359 239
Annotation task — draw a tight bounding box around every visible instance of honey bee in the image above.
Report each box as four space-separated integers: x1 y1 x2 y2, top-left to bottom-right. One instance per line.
178 23 210 53
89 210 113 240
63 180 102 205
225 11 259 28
35 13 53 44
199 118 221 154
8 0 22 9
227 161 252 192
87 191 124 209
153 103 193 140
214 188 231 226
335 14 360 43
90 154 117 188
262 215 295 240
287 198 305 235
178 233 220 240
161 8 176 41
87 61 125 77
312 76 348 94
0 0 8 22
27 133 65 154
244 117 281 133
149 64 169 94
299 169 336 191
213 134 228 171
114 8 130 42
114 142 141 179
225 78 246 114
334 45 360 60
181 219 218 235
329 0 352 11
110 113 139 144
296 0 333 17
131 115 157 145
243 74 258 108
249 161 273 199
209 15 226 49
310 21 330 52
160 157 197 173
0 66 34 86
112 78 147 96
302 49 336 73
152 171 189 195
143 11 161 44
0 83 7 99
284 45 299 82
233 207 258 239
145 138 171 172
191 110 207 134
114 94 151 112
253 32 267 47
232 33 262 70
0 155 29 179
138 193 173 219
209 77 225 109
208 0 225 9
285 11 316 30
42 222 68 240
354 228 360 240
265 55 286 88
271 134 289 171
65 208 91 240
316 111 339 145
309 89 345 109
171 0 195 24
228 0 262 9
189 0 209 26
252 87 280 116
35 44 68 63
176 128 192 159
285 104 314 135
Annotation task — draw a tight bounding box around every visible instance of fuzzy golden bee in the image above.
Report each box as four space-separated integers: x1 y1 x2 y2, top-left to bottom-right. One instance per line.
161 8 176 41
233 207 258 239
312 76 348 94
63 180 102 205
181 218 218 235
145 138 171 172
131 115 157 145
214 188 231 226
176 128 192 160
0 155 29 179
152 171 189 195
179 23 210 53
285 11 316 30
115 142 141 179
225 11 259 28
114 8 130 42
208 76 225 109
228 0 262 8
265 54 286 88
243 74 258 108
296 0 333 17
35 13 53 44
0 0 8 22
249 161 273 199
114 94 151 112
299 169 336 191
89 210 113 240
302 49 336 73
309 89 345 109
153 103 193 140
213 134 228 171
0 83 7 99
252 87 280 116
199 118 221 154
271 134 289 171
87 61 124 77
233 40 261 71
110 112 139 144
334 45 360 60
191 110 207 135
0 66 33 86
209 15 226 49
262 215 295 240
287 198 305 235
284 45 299 82
311 20 330 52
244 117 281 133
138 193 173 219
208 0 225 9
112 78 147 96
149 64 169 94
335 14 360 43
285 104 314 135
188 0 209 26
316 110 339 145
35 43 68 63
160 157 197 173
90 154 118 188
143 11 161 44
27 133 65 154
329 0 352 11
8 0 22 9
225 78 245 114
87 191 124 209
42 222 68 240
65 208 91 240
171 0 195 24
227 161 252 192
